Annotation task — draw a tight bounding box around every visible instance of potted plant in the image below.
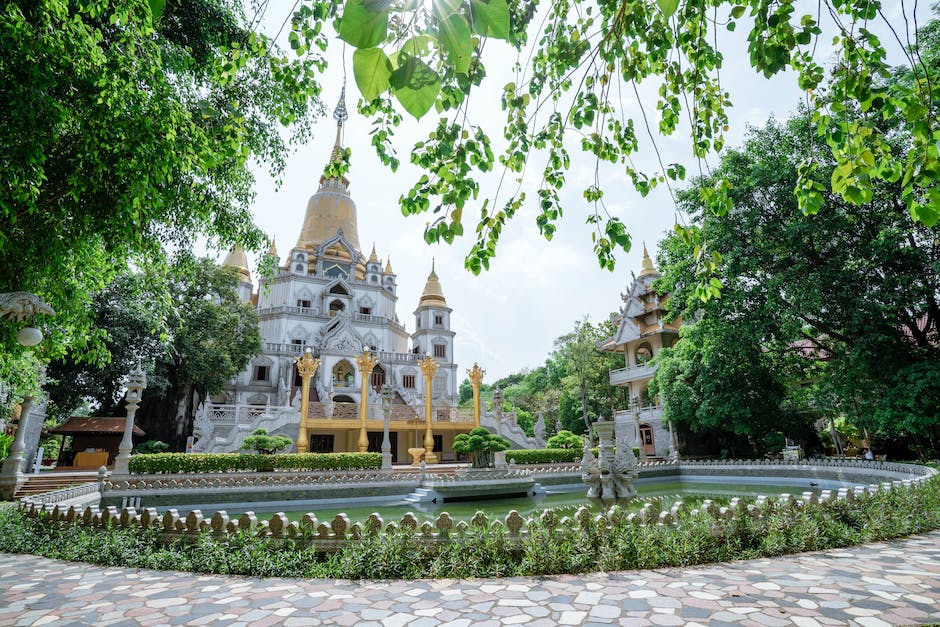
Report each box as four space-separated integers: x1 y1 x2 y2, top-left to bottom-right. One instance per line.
453 427 510 469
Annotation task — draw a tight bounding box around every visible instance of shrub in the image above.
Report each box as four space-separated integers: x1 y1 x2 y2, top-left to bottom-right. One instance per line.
135 440 169 455
0 434 12 462
546 430 583 450
505 448 582 464
128 452 381 474
3 475 939 579
454 427 511 468
241 429 292 455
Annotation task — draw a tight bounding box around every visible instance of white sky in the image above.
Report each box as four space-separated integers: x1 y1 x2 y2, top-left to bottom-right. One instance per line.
223 2 927 381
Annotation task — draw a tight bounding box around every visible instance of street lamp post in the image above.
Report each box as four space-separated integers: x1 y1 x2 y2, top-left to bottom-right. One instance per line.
112 365 148 476
294 348 320 454
380 383 393 470
467 363 485 427
419 354 438 464
356 347 378 453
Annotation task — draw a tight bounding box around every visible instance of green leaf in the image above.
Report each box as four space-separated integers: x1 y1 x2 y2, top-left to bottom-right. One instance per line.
439 14 472 73
339 0 388 49
392 57 441 119
352 48 393 101
470 0 510 40
656 0 680 18
149 0 165 21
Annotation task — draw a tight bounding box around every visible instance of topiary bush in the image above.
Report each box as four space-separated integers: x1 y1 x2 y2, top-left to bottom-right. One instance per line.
454 426 511 468
135 440 169 455
546 430 584 450
241 429 292 455
128 452 381 474
505 448 583 464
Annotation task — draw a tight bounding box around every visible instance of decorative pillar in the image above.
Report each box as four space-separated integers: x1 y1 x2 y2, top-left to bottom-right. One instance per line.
419 355 438 464
356 347 378 453
294 348 320 454
630 394 646 461
0 397 34 498
380 384 394 470
467 363 485 427
112 365 148 476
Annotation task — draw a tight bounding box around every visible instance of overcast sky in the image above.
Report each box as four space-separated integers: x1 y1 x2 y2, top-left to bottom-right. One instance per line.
222 2 927 382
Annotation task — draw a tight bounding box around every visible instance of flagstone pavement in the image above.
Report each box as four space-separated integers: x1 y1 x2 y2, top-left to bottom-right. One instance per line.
1 531 940 626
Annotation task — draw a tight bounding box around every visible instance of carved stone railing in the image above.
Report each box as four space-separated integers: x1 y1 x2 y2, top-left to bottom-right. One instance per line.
18 480 102 507
609 363 657 385
19 476 933 552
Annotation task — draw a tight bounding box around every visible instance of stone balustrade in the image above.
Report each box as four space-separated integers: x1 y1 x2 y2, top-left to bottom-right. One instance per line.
17 475 932 552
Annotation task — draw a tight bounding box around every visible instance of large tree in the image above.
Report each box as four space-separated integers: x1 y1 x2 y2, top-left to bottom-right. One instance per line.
0 0 321 373
652 110 940 454
46 257 261 449
322 0 940 275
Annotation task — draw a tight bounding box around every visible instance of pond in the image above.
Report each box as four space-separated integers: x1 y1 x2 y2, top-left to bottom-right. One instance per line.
263 479 838 524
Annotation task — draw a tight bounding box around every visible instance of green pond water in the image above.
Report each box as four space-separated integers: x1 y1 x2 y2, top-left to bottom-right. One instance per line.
277 481 814 524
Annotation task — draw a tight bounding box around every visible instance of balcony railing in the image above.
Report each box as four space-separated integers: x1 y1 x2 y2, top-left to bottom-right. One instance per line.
613 404 664 421
256 306 405 331
306 402 473 423
609 362 656 385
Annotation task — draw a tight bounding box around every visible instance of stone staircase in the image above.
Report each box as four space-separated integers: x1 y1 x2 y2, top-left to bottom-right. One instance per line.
12 471 101 499
403 487 439 504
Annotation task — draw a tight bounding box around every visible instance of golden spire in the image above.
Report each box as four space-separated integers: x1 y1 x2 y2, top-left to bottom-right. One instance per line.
222 245 252 283
296 82 361 253
266 237 278 258
419 258 446 307
638 242 658 277
384 257 394 274
327 81 348 167
369 243 378 263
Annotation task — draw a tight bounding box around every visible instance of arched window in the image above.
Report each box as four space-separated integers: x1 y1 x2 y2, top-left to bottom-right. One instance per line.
635 343 653 364
371 364 386 391
329 299 345 315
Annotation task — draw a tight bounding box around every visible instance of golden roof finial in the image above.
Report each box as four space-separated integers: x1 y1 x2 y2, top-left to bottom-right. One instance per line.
385 257 394 274
369 243 378 263
222 245 252 283
420 259 446 307
638 242 658 277
266 237 278 258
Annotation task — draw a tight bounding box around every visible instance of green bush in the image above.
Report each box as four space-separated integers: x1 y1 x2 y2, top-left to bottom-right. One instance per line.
135 440 169 455
505 448 582 464
128 452 381 474
241 429 292 455
454 427 511 468
0 434 13 462
3 475 939 579
546 430 583 450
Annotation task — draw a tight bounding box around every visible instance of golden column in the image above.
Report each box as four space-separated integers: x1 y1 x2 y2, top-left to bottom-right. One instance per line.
419 354 439 463
294 348 320 454
467 363 485 427
356 347 378 453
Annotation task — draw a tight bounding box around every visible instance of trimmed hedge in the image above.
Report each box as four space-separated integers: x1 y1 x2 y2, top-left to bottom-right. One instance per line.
128 452 382 474
506 449 583 464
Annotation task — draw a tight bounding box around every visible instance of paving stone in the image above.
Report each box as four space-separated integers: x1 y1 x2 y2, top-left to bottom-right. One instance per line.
2 530 940 626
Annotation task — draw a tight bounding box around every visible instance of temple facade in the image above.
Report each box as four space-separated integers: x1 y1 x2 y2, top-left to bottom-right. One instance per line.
193 90 470 462
598 245 681 458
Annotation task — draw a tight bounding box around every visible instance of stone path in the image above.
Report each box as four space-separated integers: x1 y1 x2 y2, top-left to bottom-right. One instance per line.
2 532 940 626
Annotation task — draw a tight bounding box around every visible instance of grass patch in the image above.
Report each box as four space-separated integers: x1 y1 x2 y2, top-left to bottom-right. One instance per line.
3 476 939 579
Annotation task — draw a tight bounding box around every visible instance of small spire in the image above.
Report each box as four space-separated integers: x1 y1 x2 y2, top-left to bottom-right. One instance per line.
385 257 394 274
420 260 446 307
430 257 437 277
266 237 278 258
369 243 378 263
638 242 658 277
333 79 348 125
